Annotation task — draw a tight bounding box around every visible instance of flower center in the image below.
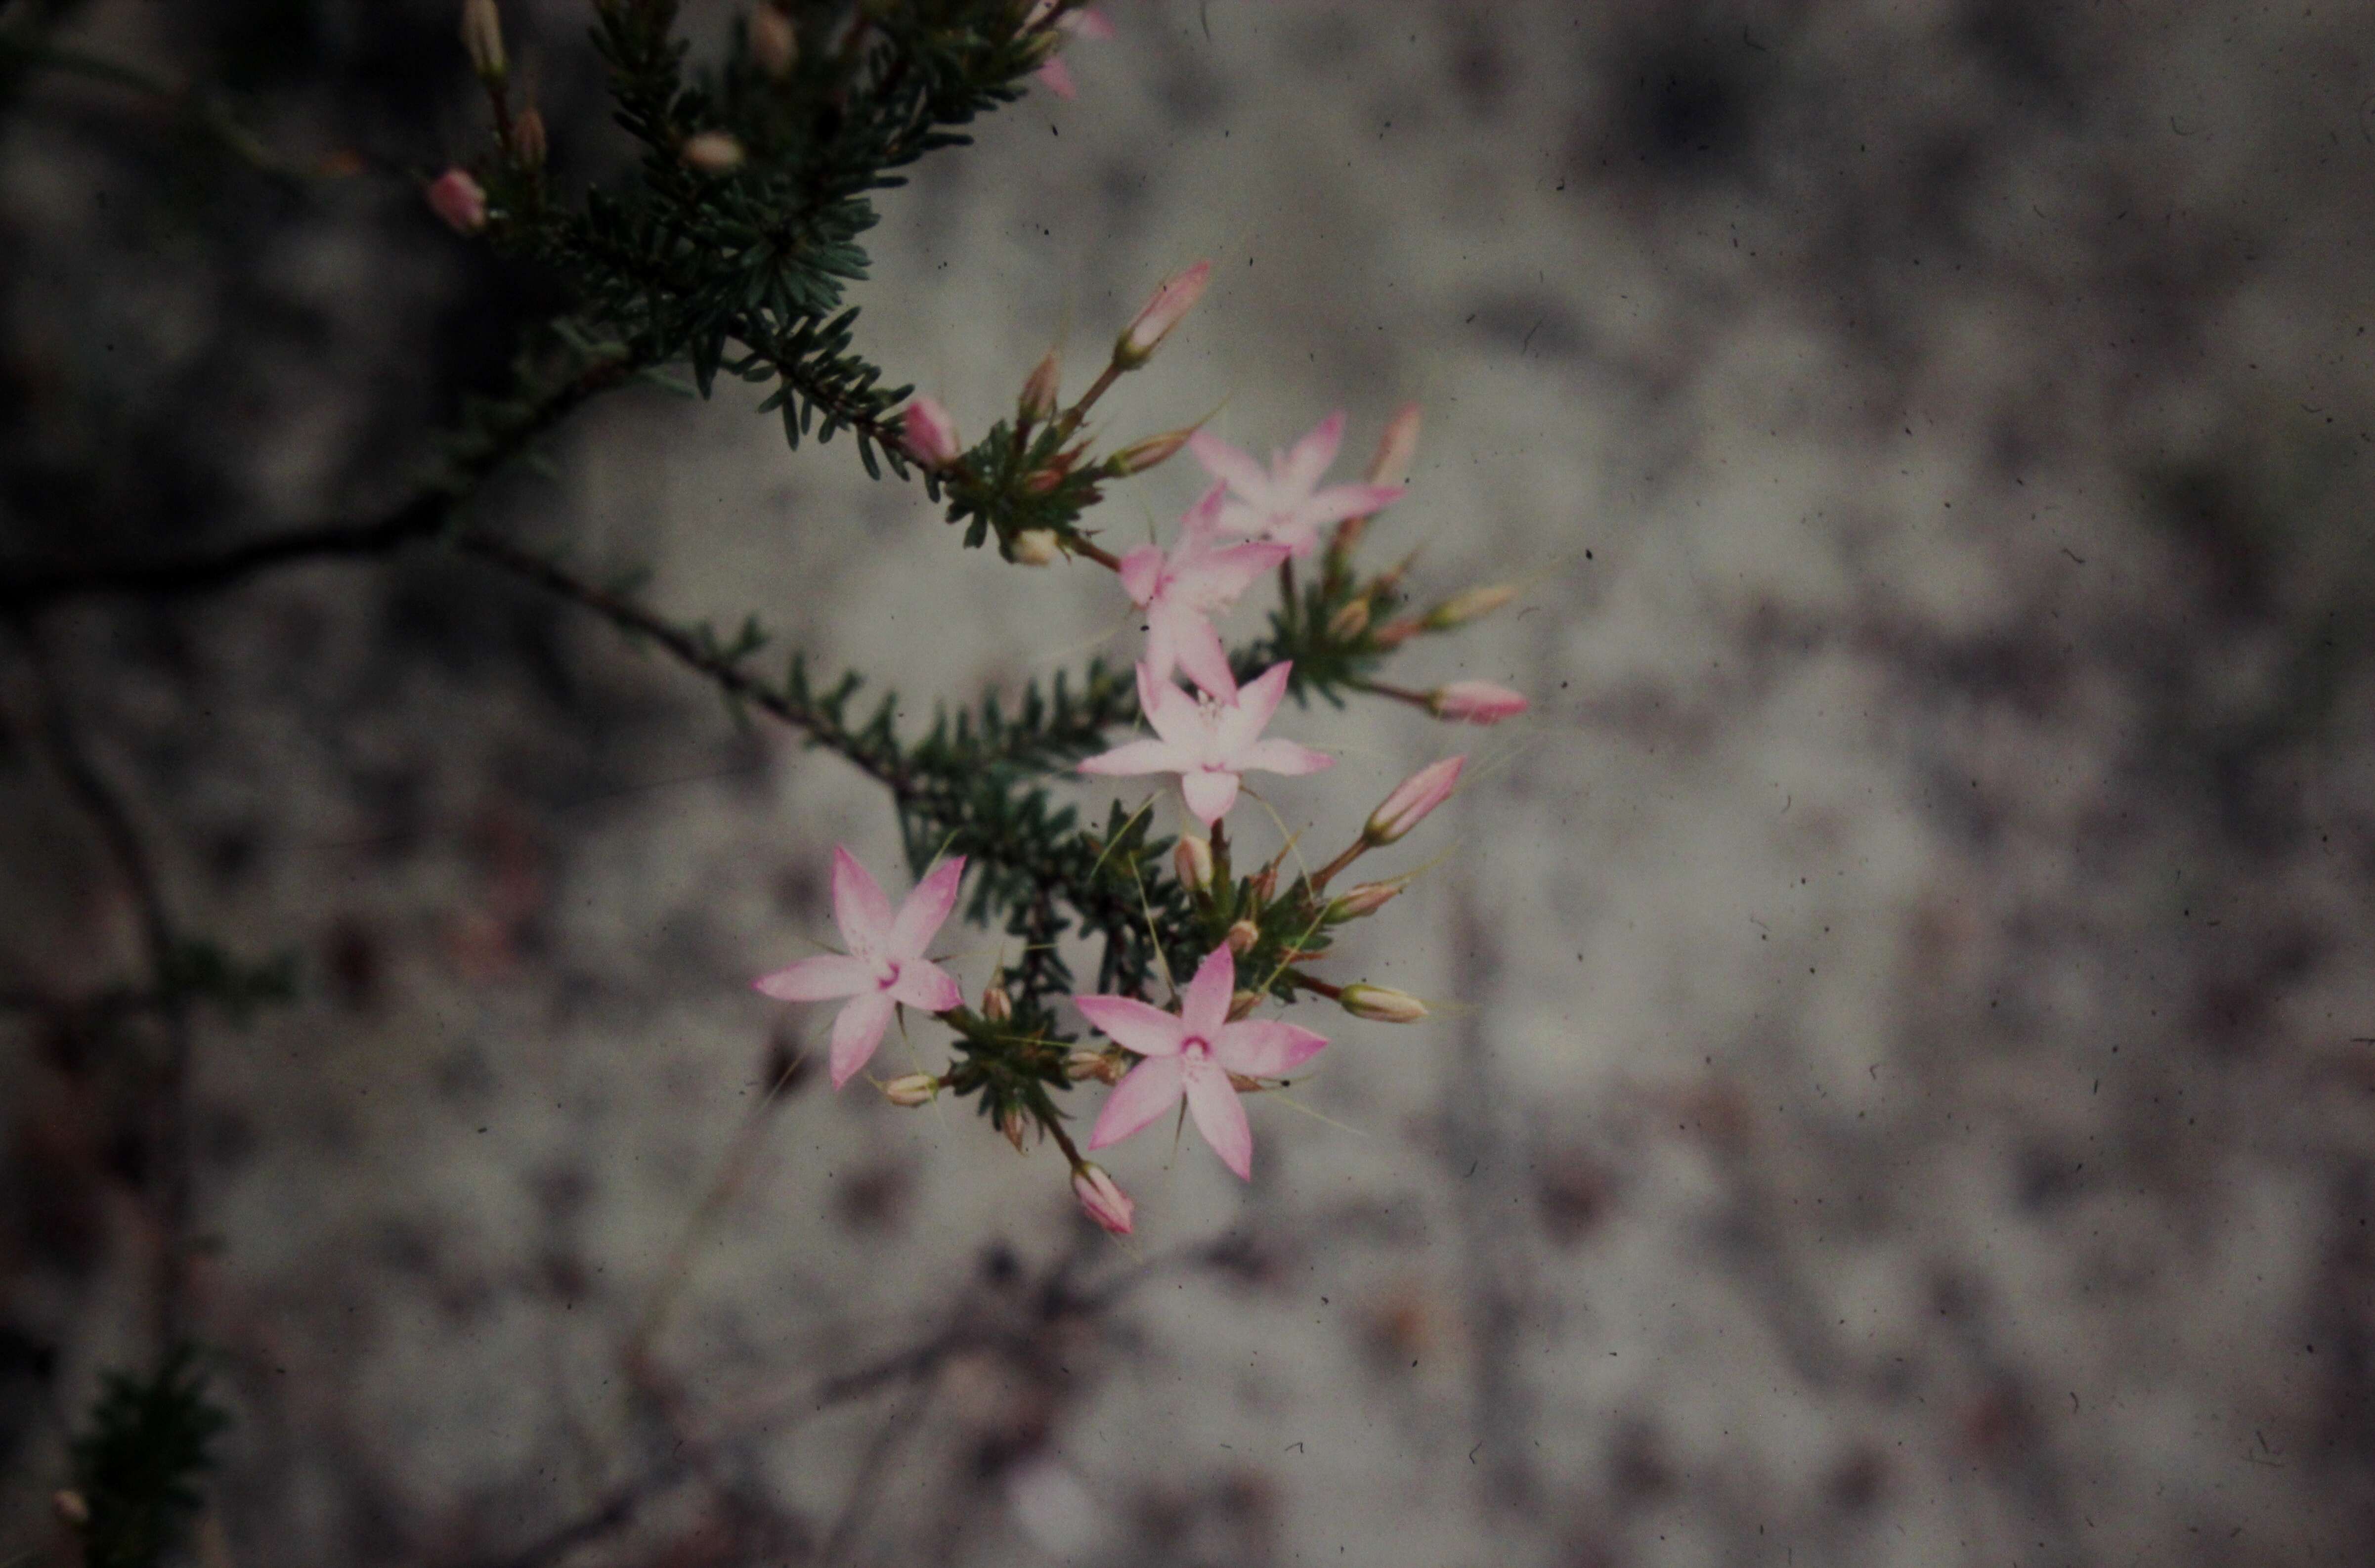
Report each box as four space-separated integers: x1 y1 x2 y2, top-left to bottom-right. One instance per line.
1181 1035 1212 1060
874 958 902 989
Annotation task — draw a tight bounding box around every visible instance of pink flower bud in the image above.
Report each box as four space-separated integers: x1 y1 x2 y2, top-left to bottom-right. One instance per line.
882 1073 938 1107
748 6 797 78
1324 878 1404 922
1106 426 1194 476
1072 1164 1134 1234
1340 983 1427 1023
900 396 962 470
1000 1105 1031 1152
1327 597 1372 641
1423 583 1519 631
1066 1048 1120 1083
1019 350 1061 421
1009 529 1060 566
1366 756 1464 844
1114 261 1209 367
1173 833 1214 891
1429 682 1528 725
425 168 487 234
460 0 506 81
1366 401 1422 487
681 131 745 173
981 981 1014 1022
1225 918 1259 955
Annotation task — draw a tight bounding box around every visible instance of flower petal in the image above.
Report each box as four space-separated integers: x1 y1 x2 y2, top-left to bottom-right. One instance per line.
828 990 896 1088
1079 737 1187 778
1074 993 1187 1057
753 953 872 1002
1175 482 1230 545
890 957 962 1014
1212 661 1293 757
1088 1055 1186 1149
832 846 894 959
1035 55 1077 98
1180 946 1235 1038
1180 768 1240 824
1118 544 1165 607
888 855 965 961
1176 541 1288 610
1183 1061 1253 1178
1215 1018 1329 1078
1233 737 1335 777
1280 412 1347 495
1138 663 1205 746
1168 610 1238 701
1294 482 1404 528
1189 431 1273 504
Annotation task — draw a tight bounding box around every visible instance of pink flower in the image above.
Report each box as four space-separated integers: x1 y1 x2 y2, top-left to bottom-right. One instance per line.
1030 4 1113 99
1430 681 1529 724
425 168 487 234
1116 485 1288 699
754 848 966 1088
1071 1163 1135 1233
1366 756 1464 844
1189 411 1405 558
1075 945 1328 1178
900 396 962 470
1115 261 1210 366
1080 662 1333 826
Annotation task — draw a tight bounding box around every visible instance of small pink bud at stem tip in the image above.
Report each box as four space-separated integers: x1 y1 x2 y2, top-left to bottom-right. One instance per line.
1429 681 1529 725
1174 833 1214 891
681 131 746 173
1366 402 1422 487
1113 260 1210 368
1366 755 1464 844
1340 983 1428 1023
460 0 506 81
1106 427 1194 476
1325 879 1404 922
981 980 1014 1023
1065 1048 1116 1083
1327 598 1372 641
1019 350 1061 421
425 168 487 234
748 6 797 78
1225 918 1259 955
1000 1105 1031 1153
1371 616 1423 649
900 396 962 470
1073 1164 1135 1234
1423 583 1519 631
882 1073 938 1107
1250 865 1277 903
512 107 547 169
1009 529 1059 566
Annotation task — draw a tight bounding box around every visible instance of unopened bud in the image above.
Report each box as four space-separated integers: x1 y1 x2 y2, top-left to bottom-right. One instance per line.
1228 989 1263 1021
1114 261 1210 368
1365 756 1464 845
1371 616 1423 649
1225 918 1259 955
1000 1105 1031 1152
882 1073 938 1107
1423 583 1519 631
981 981 1014 1023
1072 1163 1135 1234
681 131 746 173
511 107 547 169
1340 983 1427 1023
1326 597 1372 641
425 168 487 234
1106 426 1195 476
1173 834 1214 891
1249 865 1277 903
53 1490 90 1527
1008 528 1060 566
1366 401 1422 488
1019 350 1061 421
1325 879 1404 922
460 0 507 81
900 396 962 470
1429 681 1529 725
748 6 798 78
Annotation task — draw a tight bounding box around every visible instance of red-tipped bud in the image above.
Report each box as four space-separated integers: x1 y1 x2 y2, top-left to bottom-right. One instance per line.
1072 1164 1134 1234
1114 261 1209 368
1106 426 1196 476
1019 350 1062 422
1366 401 1422 487
1000 1105 1031 1152
1327 597 1372 641
1340 983 1427 1023
900 396 962 470
1065 1048 1122 1084
1429 681 1529 725
1325 878 1405 922
460 0 507 81
1174 834 1214 891
425 168 487 234
1366 756 1464 845
882 1073 938 1107
1371 616 1423 649
681 131 746 173
981 980 1014 1023
748 6 798 78
1423 584 1519 631
1249 865 1277 903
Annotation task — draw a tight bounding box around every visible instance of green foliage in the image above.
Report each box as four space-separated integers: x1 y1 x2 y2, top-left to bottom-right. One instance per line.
161 939 298 1026
69 1345 229 1568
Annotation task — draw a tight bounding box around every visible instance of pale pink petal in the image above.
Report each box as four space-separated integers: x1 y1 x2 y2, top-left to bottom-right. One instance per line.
1279 411 1346 495
1088 1055 1186 1149
753 953 873 1002
1118 544 1165 607
1182 1061 1253 1178
829 990 897 1088
1079 737 1188 777
1138 662 1206 745
1293 482 1404 528
1180 946 1235 1037
1216 1018 1329 1078
1211 661 1293 756
1180 768 1240 824
1168 610 1238 701
1189 432 1273 503
1074 993 1188 1056
1139 610 1184 690
1233 737 1335 777
887 855 965 960
1036 56 1077 98
1175 540 1287 610
889 957 962 1014
1175 482 1230 545
1067 7 1116 40
831 846 894 958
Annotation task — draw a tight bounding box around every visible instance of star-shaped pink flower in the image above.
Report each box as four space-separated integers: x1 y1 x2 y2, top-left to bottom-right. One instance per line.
1076 945 1329 1178
1188 411 1406 559
1079 662 1334 825
753 848 966 1089
1117 484 1289 699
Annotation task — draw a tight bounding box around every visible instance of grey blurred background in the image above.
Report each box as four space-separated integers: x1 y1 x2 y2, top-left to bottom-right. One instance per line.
6 1 2375 1565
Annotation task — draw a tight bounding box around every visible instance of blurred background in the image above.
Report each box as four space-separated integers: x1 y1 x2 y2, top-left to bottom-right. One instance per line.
6 1 2375 1565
